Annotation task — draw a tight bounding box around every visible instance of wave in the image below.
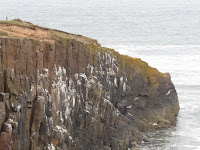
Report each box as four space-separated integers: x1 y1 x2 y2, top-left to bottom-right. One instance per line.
180 103 200 115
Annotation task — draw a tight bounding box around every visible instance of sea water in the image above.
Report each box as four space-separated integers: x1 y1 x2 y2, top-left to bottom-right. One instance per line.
1 0 200 149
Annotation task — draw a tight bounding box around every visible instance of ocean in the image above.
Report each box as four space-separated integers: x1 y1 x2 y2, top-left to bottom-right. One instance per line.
1 0 200 149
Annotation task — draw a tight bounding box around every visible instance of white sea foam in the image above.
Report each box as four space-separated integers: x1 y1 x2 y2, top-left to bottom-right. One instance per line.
1 0 200 149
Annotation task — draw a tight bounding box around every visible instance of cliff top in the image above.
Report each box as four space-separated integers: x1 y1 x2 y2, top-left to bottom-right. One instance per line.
0 19 98 44
0 19 166 84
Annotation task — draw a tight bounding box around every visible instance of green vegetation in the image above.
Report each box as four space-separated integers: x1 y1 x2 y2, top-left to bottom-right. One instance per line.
0 18 163 88
0 31 8 36
0 18 39 30
87 42 163 88
88 85 102 100
0 18 97 44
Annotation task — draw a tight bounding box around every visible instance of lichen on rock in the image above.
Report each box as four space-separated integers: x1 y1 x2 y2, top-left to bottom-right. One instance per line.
0 20 179 150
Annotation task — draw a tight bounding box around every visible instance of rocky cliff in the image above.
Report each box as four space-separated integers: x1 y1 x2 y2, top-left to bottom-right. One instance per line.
0 20 179 150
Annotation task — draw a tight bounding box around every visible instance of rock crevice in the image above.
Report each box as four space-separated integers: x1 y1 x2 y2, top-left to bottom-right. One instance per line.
0 21 179 150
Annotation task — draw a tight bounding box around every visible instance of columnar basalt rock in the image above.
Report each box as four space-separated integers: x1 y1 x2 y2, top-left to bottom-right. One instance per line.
0 20 179 150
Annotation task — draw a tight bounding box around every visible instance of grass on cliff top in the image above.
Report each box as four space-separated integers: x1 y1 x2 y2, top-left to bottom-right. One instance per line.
0 18 97 44
0 18 164 85
0 18 43 30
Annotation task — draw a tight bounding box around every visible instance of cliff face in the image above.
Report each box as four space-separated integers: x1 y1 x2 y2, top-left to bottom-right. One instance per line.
0 20 179 150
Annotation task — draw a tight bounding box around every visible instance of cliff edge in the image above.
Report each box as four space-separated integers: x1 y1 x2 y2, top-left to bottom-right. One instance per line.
0 19 179 150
